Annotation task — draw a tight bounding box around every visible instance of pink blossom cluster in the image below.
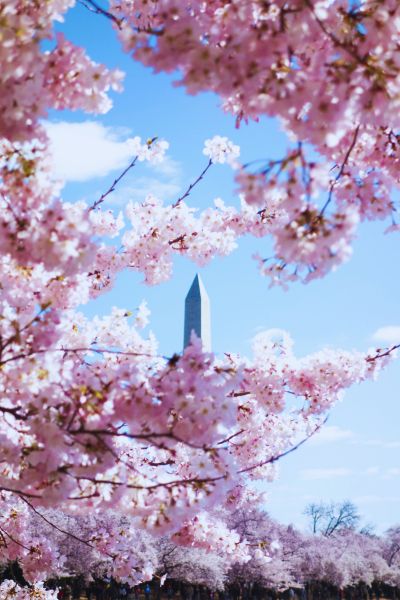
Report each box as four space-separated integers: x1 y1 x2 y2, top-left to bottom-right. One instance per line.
203 136 240 165
109 0 400 284
0 1 122 142
0 580 58 599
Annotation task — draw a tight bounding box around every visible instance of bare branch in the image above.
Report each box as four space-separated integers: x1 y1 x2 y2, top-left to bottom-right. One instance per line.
366 344 400 362
172 159 213 208
90 155 139 211
78 0 123 29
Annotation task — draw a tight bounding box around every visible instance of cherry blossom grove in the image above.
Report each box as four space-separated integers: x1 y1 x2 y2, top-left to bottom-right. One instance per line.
3 505 400 596
0 0 398 591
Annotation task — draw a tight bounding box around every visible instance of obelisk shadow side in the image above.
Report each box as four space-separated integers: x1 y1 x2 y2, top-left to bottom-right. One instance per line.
183 274 211 352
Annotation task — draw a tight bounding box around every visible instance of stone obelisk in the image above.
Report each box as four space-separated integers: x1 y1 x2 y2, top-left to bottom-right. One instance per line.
183 274 211 352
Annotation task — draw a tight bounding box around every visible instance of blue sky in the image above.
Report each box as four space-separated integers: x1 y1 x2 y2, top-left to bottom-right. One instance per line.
51 3 400 533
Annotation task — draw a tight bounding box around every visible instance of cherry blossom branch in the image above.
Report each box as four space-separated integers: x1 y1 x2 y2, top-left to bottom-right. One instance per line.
366 344 400 362
0 525 32 552
0 346 160 368
304 0 365 65
72 473 224 491
0 405 29 421
19 497 97 551
71 423 327 490
90 155 140 210
217 430 245 445
0 487 42 499
78 0 163 35
0 529 7 548
172 159 213 207
320 125 360 215
0 305 51 360
260 148 301 177
78 0 123 28
70 426 211 452
238 418 328 475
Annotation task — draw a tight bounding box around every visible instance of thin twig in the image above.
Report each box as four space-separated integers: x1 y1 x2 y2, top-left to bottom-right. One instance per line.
304 0 365 65
78 0 123 28
366 344 400 362
72 473 224 491
0 525 32 552
320 125 360 215
0 486 41 499
90 155 139 211
70 427 210 452
20 497 96 551
0 346 160 368
217 429 245 445
172 160 213 208
238 418 328 474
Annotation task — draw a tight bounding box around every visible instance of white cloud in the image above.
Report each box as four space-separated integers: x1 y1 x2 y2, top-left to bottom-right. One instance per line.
45 120 142 182
384 468 400 479
385 441 400 449
300 467 352 480
308 425 354 446
44 120 184 206
354 495 400 505
353 438 400 450
150 156 182 179
364 466 380 476
372 326 400 346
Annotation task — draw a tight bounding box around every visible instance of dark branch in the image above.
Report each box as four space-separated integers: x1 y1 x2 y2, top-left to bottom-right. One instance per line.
90 155 139 211
172 159 213 208
320 125 360 215
78 0 123 29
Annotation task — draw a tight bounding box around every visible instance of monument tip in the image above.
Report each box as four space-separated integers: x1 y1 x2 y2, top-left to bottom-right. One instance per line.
183 273 212 352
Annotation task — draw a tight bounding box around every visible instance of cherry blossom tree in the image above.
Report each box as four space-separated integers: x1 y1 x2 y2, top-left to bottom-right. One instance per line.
0 0 399 588
102 0 400 285
225 509 395 592
3 504 400 596
383 526 400 568
155 536 228 590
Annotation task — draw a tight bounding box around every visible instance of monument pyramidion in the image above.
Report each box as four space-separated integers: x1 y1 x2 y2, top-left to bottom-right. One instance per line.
183 274 211 352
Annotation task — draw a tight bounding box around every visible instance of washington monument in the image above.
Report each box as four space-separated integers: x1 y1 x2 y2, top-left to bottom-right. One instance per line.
183 274 211 352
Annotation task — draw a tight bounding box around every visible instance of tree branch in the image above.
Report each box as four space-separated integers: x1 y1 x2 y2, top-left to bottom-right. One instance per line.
90 155 139 211
320 125 360 215
78 0 123 29
172 160 213 208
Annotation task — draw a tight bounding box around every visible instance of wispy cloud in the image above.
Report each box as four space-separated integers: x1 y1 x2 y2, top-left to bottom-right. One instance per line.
371 326 400 346
308 425 354 446
45 120 142 183
354 494 400 505
44 120 184 206
45 120 182 192
355 467 400 480
363 466 380 476
300 467 352 480
352 438 400 450
383 468 400 479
